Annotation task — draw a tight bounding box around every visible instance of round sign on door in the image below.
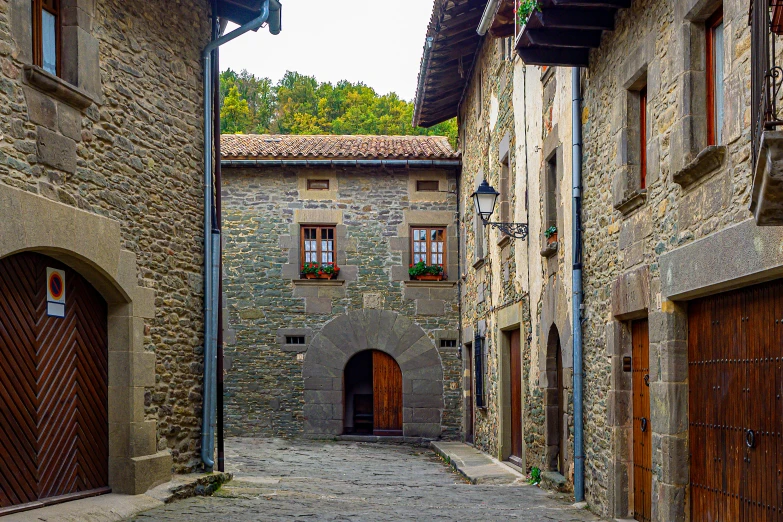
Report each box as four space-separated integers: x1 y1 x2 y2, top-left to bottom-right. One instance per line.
46 267 66 317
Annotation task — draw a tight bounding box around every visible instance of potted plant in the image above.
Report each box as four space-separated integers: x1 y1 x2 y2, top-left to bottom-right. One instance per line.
317 263 340 280
516 0 541 27
409 261 445 281
301 262 320 279
544 226 558 245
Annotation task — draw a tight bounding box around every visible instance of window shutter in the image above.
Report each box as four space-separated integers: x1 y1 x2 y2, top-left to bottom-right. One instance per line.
474 333 485 408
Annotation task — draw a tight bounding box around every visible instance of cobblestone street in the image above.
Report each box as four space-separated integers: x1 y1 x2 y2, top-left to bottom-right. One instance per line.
128 439 602 522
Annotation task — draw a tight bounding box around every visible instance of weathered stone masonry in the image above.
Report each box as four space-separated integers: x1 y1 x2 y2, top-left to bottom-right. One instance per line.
221 161 462 439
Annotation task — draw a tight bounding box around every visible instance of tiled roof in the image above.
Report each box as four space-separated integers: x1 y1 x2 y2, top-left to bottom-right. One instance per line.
221 134 459 160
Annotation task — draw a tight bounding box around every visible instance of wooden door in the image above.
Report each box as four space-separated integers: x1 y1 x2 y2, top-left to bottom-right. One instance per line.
509 330 523 465
465 344 474 444
689 280 783 522
0 253 109 514
372 351 402 435
632 319 651 522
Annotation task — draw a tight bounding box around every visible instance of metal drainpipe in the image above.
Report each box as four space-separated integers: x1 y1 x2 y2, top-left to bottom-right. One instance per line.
572 66 585 502
201 0 272 470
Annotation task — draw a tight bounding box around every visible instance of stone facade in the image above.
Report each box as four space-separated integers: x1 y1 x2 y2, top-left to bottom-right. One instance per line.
0 0 212 495
221 164 462 440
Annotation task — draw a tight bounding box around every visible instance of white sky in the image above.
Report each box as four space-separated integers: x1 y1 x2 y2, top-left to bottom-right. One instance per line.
219 0 435 102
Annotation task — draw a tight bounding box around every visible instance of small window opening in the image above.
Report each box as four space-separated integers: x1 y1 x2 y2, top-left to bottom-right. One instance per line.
440 339 457 348
640 86 648 189
707 6 725 146
286 336 306 345
416 180 440 192
545 154 558 230
33 0 60 76
307 179 330 190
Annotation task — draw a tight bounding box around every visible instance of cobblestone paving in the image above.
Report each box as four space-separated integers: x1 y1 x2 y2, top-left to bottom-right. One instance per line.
128 438 603 521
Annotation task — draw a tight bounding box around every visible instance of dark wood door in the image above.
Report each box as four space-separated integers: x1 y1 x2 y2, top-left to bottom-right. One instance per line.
0 253 109 514
632 319 651 522
689 280 783 522
372 351 402 435
465 344 474 444
510 330 523 465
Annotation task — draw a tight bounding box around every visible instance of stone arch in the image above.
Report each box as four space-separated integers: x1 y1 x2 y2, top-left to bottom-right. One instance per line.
544 324 566 474
0 184 171 495
302 309 444 438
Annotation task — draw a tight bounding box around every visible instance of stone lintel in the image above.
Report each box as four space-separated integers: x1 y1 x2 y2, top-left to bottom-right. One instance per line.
611 265 650 320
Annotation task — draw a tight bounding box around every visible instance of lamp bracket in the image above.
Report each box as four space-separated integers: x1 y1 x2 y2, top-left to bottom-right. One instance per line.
482 220 529 240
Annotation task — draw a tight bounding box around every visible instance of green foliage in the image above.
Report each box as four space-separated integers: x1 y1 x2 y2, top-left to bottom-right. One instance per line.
516 0 541 26
544 226 558 239
219 69 457 147
528 467 542 485
408 261 444 277
301 262 340 275
301 262 319 275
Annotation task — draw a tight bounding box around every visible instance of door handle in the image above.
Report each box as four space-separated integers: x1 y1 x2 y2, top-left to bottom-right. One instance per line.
746 429 756 449
641 417 648 433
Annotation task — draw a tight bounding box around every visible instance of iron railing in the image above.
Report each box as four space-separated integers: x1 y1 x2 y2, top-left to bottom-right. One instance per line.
752 0 783 168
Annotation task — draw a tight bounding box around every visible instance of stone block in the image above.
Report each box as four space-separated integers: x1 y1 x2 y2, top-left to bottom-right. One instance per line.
416 299 445 316
109 422 129 458
109 352 131 388
133 351 156 388
402 285 430 300
611 356 632 391
405 379 443 395
318 285 346 299
658 340 688 382
608 390 632 427
659 434 689 485
391 265 409 281
611 265 650 320
305 297 332 314
430 286 457 301
339 265 358 281
304 390 342 405
304 419 342 435
609 458 629 518
405 393 444 409
281 263 300 279
129 451 172 495
303 377 335 390
606 320 630 357
58 102 82 142
389 237 408 251
131 286 156 319
648 308 687 343
404 364 442 382
403 422 441 438
37 126 77 173
303 403 333 421
650 382 688 435
129 420 157 457
653 482 686 522
293 285 319 298
403 407 442 423
25 87 57 130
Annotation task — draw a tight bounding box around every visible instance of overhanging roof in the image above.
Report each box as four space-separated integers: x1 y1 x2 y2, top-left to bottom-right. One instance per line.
217 0 265 26
413 0 487 128
515 0 630 67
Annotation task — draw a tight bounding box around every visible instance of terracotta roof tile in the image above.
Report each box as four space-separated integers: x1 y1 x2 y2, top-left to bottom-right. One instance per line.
221 134 459 160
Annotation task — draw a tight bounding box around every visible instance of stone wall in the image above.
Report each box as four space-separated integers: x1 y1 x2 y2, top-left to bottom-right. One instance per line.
580 0 764 518
0 0 210 474
221 166 461 439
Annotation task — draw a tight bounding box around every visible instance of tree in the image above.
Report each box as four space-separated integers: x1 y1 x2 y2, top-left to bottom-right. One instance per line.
221 86 252 134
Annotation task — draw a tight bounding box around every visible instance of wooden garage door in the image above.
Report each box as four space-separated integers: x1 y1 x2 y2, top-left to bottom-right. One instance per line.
0 253 109 514
689 280 783 522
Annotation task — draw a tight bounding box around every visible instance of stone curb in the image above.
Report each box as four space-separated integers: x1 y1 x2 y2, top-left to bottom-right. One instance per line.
5 472 232 522
430 441 525 485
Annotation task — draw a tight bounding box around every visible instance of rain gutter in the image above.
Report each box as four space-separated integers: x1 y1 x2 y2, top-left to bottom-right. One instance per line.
221 159 462 168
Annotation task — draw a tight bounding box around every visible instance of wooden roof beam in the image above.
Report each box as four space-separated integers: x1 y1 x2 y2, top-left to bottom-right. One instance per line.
516 46 590 67
524 28 603 48
531 8 616 30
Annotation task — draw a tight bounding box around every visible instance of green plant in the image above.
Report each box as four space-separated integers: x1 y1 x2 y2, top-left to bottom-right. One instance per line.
544 225 558 239
319 263 340 275
516 0 541 26
528 466 542 485
409 261 444 277
301 262 319 275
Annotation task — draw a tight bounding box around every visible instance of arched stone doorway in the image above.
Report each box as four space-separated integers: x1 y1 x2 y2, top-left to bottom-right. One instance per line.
545 325 566 474
302 309 443 438
344 350 403 435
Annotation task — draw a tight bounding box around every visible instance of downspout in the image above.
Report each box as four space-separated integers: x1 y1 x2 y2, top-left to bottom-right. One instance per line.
571 66 585 502
201 0 272 470
476 0 499 35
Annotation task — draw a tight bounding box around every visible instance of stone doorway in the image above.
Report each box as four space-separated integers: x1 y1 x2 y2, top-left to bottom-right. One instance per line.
545 326 566 475
343 350 403 436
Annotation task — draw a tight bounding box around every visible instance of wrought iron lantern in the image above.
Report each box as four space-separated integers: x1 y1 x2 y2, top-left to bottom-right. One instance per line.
470 179 529 240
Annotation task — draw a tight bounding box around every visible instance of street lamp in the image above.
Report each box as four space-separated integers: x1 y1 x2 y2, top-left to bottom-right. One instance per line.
470 179 529 240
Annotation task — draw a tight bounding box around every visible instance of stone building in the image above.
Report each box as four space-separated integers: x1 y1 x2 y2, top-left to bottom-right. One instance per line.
413 0 580 493
418 0 783 520
0 0 268 514
220 134 462 440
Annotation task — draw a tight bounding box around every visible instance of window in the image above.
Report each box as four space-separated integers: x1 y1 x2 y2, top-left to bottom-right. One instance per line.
474 213 485 262
286 336 306 345
500 155 511 225
545 154 558 230
307 179 330 190
477 71 483 118
640 86 648 189
706 7 724 145
440 339 457 348
411 227 446 269
474 334 486 408
33 0 60 76
301 226 335 266
416 180 439 192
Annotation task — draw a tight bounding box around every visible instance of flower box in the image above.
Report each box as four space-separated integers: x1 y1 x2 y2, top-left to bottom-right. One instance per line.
546 232 558 245
413 274 444 281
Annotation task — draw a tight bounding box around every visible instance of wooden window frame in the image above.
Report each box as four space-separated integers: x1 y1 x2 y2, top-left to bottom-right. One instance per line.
32 0 61 77
640 86 648 189
706 7 724 146
300 225 336 268
307 179 330 191
416 180 440 192
410 226 447 273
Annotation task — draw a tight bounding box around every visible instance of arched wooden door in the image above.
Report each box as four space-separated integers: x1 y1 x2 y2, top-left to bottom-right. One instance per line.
0 252 109 514
372 351 402 435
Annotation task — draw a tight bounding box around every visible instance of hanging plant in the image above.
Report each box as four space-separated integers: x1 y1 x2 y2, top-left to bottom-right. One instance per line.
544 226 558 239
516 0 541 27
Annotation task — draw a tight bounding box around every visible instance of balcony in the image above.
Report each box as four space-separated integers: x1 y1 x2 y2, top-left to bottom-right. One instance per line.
514 0 630 67
751 0 783 224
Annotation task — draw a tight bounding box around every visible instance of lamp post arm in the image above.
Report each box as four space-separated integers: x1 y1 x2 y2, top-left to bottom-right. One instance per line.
481 219 529 240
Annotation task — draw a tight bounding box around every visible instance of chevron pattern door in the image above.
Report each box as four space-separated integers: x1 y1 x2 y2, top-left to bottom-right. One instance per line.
0 252 109 514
